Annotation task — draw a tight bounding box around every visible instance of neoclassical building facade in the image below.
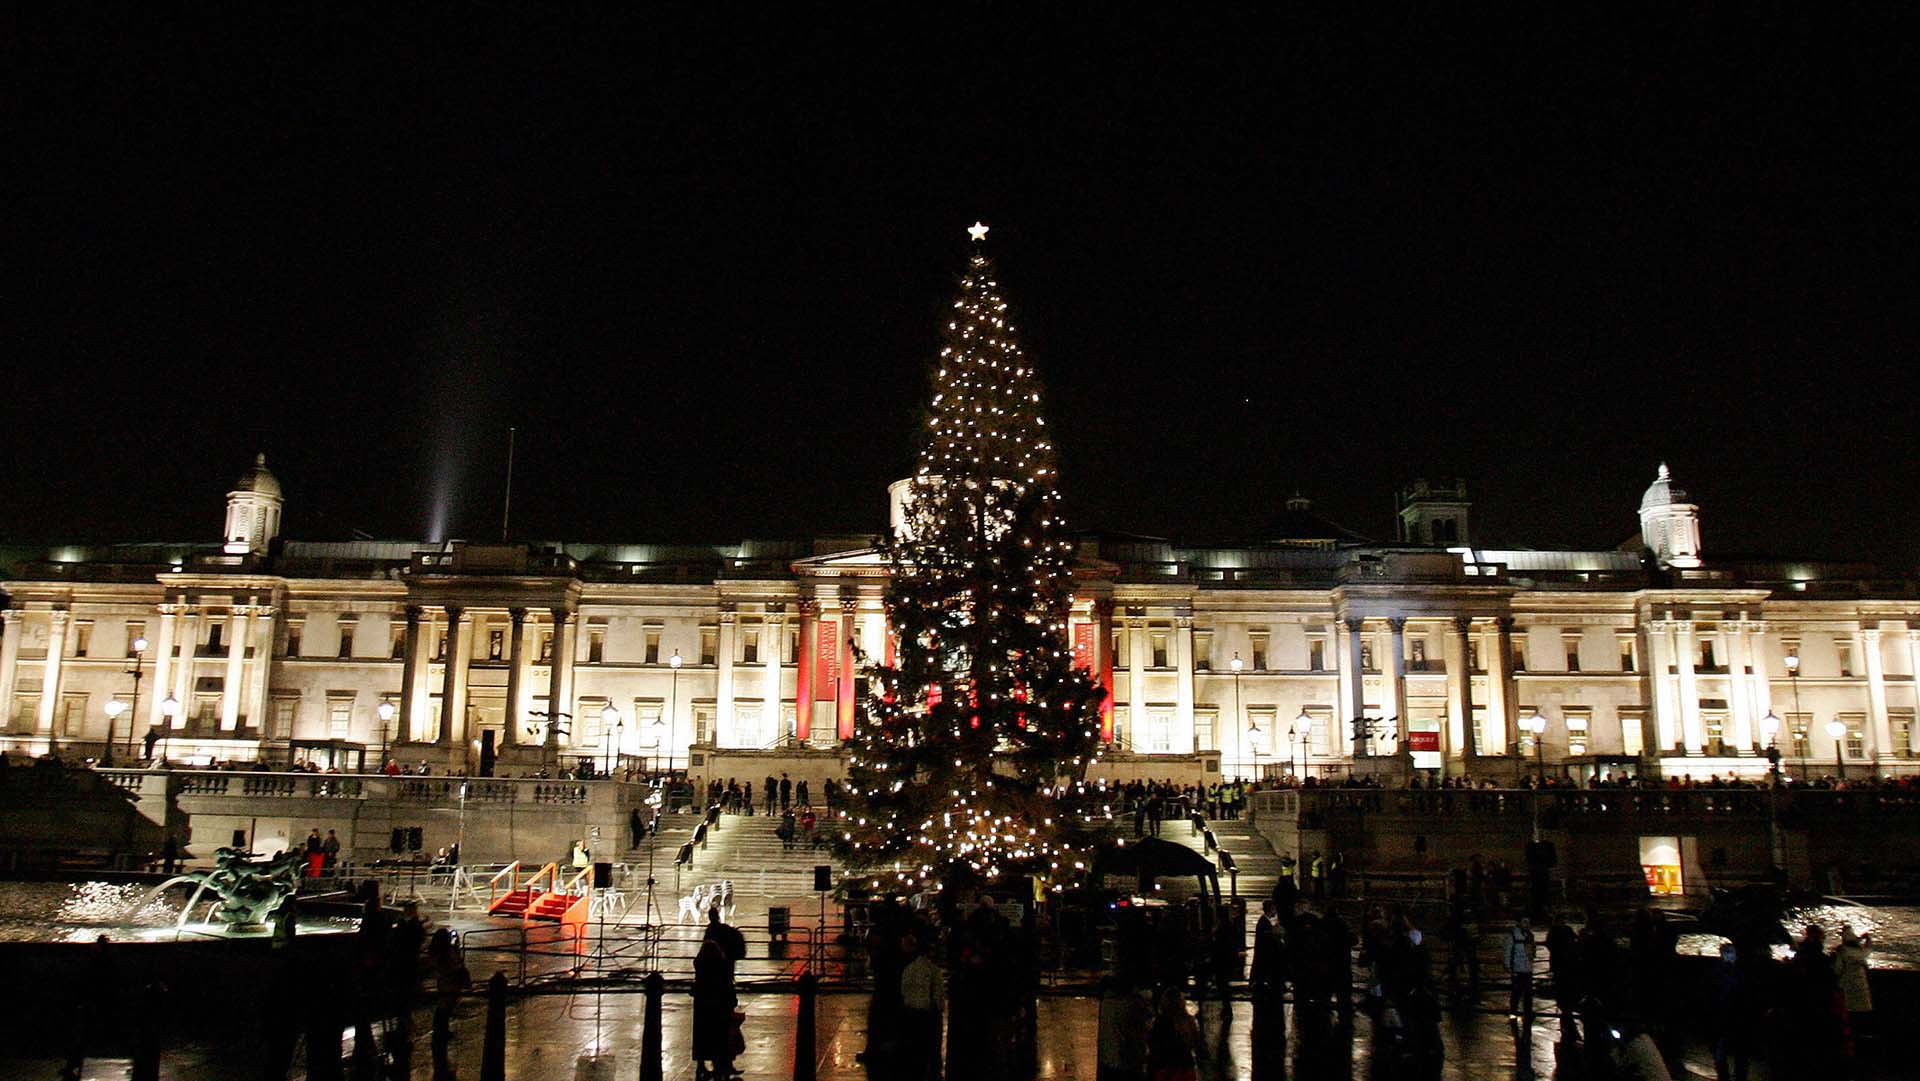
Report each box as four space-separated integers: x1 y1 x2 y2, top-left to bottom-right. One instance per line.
3 458 1917 781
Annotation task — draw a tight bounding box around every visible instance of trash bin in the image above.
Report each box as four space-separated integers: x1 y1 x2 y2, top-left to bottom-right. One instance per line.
769 905 791 940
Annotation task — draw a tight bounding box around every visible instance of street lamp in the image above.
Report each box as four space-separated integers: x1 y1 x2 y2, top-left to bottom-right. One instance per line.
1784 652 1805 781
1759 709 1785 870
101 635 150 766
158 695 180 765
1825 717 1847 783
1245 718 1263 782
1229 652 1245 781
1292 709 1313 780
601 703 622 778
1522 711 1548 786
377 699 397 767
102 700 127 767
666 650 683 782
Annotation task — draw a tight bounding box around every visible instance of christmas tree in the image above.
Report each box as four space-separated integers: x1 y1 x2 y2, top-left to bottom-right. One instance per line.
834 223 1108 897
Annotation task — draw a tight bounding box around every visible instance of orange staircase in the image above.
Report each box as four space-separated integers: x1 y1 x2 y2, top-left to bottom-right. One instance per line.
484 861 593 953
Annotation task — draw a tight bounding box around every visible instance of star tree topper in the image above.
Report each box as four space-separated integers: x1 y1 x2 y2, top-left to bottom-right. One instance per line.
967 221 990 242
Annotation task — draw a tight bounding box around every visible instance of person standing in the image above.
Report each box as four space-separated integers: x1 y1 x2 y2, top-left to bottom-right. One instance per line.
898 930 945 1081
1835 925 1873 1065
427 929 470 1081
779 772 791 811
1251 899 1287 999
304 828 325 877
764 774 777 814
321 829 341 872
1504 917 1535 1021
693 907 745 1080
629 807 645 849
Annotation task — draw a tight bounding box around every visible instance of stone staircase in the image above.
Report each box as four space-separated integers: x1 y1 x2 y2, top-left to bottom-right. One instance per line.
635 808 844 922
1147 812 1286 905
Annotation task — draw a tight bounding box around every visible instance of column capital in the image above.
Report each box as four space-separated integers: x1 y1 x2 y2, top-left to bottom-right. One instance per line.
1387 617 1408 633
1452 615 1473 634
49 609 70 626
508 606 527 625
1344 616 1365 633
546 606 568 624
1093 597 1116 621
1863 626 1883 643
1177 615 1195 630
1494 616 1516 633
796 598 819 619
764 602 786 617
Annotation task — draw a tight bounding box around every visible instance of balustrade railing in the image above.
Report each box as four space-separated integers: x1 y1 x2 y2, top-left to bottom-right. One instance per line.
119 768 623 807
1251 784 1920 822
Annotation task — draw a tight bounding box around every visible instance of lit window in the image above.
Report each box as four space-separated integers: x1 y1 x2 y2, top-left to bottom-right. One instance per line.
644 627 662 664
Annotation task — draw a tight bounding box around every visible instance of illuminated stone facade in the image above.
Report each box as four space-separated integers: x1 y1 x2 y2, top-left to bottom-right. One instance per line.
3 458 1917 781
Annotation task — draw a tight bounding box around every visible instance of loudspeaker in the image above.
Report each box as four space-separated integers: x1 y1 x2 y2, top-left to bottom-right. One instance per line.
390 828 406 854
593 861 613 889
407 826 423 852
813 865 831 892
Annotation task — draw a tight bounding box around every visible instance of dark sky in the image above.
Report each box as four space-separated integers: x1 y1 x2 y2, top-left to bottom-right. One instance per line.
5 9 1914 564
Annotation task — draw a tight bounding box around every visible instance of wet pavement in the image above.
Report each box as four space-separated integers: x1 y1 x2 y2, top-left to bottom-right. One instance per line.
13 982 1898 1080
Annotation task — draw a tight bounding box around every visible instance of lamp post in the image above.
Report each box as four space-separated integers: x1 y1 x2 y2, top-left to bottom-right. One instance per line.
1522 710 1548 787
601 703 622 779
377 699 396 768
1784 652 1805 781
1245 718 1262 782
102 635 150 766
1229 652 1245 781
1825 718 1847 784
666 650 682 782
1292 710 1313 780
158 695 180 765
1760 710 1785 870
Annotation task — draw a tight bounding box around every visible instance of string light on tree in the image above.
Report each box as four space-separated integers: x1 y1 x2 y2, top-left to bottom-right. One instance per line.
831 221 1107 896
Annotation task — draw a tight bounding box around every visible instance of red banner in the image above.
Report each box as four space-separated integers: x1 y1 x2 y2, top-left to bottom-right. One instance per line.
1072 623 1095 672
817 621 838 694
1406 731 1440 753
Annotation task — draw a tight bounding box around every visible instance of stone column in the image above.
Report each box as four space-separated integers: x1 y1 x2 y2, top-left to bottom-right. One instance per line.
1908 622 1920 756
215 611 253 731
1726 620 1754 751
836 595 857 741
1387 618 1409 747
1748 621 1773 750
1344 618 1367 754
554 612 578 743
398 606 423 743
794 599 817 742
146 606 176 732
716 606 737 747
1125 612 1146 749
1095 599 1117 743
37 610 69 734
1864 626 1892 764
1452 616 1478 760
1494 618 1520 755
245 606 275 732
544 609 572 749
171 606 199 728
1676 619 1704 753
764 607 785 744
1175 615 1197 753
0 610 22 729
502 607 527 746
1648 622 1678 751
439 606 466 744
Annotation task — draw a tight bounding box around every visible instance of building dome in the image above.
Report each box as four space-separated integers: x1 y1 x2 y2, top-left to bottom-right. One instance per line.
232 453 282 500
1639 462 1685 512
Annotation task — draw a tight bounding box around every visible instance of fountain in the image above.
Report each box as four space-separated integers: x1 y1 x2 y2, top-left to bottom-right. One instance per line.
132 846 305 934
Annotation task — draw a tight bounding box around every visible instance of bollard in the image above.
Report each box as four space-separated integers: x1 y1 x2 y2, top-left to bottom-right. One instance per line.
306 993 344 1081
640 971 665 1081
130 982 163 1081
793 972 817 1081
480 972 507 1081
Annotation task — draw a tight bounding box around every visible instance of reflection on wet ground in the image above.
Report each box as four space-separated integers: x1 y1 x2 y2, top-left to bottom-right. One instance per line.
9 985 1895 1080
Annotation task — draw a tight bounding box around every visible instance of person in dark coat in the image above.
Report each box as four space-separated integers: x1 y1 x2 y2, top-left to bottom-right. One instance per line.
1250 899 1287 999
629 807 645 848
692 907 745 1079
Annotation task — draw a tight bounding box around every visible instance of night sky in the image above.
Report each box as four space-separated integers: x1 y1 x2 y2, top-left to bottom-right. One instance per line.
5 10 1913 564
